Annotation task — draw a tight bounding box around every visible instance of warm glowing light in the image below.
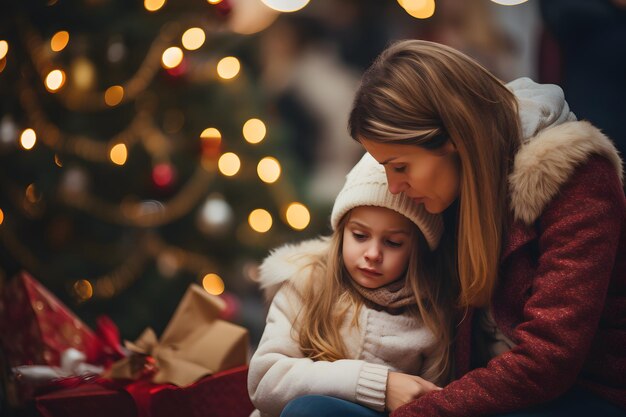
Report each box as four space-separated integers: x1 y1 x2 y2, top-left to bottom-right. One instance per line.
202 273 225 295
74 279 93 300
0 41 7 60
249 209 272 233
182 27 206 51
218 152 241 176
110 143 128 165
71 57 96 90
400 0 436 19
144 0 166 11
243 118 266 144
25 184 42 204
201 127 222 140
104 85 124 106
45 69 66 92
257 157 281 183
285 202 310 230
162 47 184 69
207 0 223 3
217 56 240 80
50 31 69 52
200 127 222 157
490 0 528 4
0 208 4 225
54 154 63 167
261 0 310 12
20 129 37 150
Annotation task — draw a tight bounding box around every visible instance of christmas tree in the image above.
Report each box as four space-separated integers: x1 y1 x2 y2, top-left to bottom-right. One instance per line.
0 0 326 345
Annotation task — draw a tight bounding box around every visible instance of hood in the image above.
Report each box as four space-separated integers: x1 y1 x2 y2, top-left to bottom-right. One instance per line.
507 79 623 224
507 77 577 140
256 237 331 301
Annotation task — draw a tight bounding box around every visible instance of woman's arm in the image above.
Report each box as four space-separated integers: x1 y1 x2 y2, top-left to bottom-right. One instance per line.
392 156 624 417
248 284 389 416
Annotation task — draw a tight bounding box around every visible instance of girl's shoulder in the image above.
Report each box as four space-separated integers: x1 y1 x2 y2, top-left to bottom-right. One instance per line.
509 120 623 225
257 236 332 301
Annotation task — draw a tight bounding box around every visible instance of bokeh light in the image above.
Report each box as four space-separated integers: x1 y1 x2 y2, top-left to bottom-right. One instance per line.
242 118 266 144
261 0 310 12
217 56 240 80
0 208 4 225
45 69 66 92
399 0 436 19
285 202 310 230
490 0 528 4
182 27 206 51
104 85 124 106
162 47 184 69
110 143 128 165
144 0 166 12
202 273 225 295
218 152 241 176
74 279 93 301
0 41 8 60
248 209 272 233
20 129 37 150
257 157 281 183
50 31 69 52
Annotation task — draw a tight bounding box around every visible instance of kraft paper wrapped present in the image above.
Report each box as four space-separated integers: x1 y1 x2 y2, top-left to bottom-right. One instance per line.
107 283 249 386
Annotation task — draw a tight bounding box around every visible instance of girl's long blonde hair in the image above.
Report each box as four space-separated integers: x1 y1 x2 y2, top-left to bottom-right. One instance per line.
297 211 456 385
348 40 521 308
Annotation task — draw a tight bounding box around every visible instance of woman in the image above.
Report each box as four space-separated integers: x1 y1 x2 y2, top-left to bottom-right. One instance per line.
281 40 625 417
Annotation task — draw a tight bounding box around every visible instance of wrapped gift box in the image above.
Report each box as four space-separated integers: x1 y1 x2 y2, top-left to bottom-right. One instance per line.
35 365 254 417
0 271 102 368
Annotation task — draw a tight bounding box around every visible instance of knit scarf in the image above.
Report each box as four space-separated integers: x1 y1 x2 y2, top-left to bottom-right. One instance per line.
350 277 416 309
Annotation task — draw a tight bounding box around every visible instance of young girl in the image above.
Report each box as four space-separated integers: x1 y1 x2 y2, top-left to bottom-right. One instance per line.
316 39 623 417
247 152 453 417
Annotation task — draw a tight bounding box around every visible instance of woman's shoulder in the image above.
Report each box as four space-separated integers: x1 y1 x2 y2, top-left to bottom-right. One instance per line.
509 120 623 225
257 236 331 301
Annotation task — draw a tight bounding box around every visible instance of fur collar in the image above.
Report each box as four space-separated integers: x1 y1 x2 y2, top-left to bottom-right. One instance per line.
509 120 623 225
257 237 331 301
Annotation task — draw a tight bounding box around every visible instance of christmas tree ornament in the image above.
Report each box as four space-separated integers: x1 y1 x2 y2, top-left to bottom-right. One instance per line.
197 193 233 236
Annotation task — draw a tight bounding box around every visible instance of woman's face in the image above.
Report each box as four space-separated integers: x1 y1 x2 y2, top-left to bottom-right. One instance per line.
361 138 461 214
342 206 413 289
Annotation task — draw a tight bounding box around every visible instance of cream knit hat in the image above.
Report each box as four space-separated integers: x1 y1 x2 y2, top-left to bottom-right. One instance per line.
330 152 444 250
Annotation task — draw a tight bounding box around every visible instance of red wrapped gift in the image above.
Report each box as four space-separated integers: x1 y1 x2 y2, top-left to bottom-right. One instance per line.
0 271 102 368
35 365 254 417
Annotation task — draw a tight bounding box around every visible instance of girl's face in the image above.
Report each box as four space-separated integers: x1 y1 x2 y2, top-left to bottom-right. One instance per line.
360 138 461 214
342 206 414 289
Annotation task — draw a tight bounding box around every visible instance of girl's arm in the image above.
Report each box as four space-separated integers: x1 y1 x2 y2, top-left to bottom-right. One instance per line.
248 284 389 416
393 156 624 417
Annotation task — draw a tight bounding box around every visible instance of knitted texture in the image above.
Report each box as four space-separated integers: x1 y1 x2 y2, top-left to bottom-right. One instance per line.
330 153 444 250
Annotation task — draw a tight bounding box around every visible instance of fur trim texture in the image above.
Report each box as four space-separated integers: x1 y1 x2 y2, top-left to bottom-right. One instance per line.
257 237 331 301
509 120 623 224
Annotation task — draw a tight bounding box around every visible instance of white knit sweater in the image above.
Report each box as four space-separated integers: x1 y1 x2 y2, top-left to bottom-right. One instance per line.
247 238 439 417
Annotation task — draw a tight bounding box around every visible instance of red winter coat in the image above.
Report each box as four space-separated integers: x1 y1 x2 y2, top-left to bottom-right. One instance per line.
393 120 625 417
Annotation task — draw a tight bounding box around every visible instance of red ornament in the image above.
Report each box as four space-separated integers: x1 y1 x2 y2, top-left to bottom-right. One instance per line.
152 163 176 188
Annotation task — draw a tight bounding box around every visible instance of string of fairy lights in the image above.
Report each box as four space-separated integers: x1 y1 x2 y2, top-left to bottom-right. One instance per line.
0 0 529 302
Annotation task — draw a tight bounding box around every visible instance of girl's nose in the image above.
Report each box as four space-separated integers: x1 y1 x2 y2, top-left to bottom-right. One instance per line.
365 243 382 262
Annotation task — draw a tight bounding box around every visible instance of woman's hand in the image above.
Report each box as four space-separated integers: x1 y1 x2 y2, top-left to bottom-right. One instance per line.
385 371 442 412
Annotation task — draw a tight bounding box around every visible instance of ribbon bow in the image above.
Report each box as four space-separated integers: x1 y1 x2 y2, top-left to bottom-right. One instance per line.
106 284 248 387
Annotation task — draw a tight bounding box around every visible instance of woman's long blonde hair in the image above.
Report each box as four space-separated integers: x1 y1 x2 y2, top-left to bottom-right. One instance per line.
297 211 455 385
348 40 521 308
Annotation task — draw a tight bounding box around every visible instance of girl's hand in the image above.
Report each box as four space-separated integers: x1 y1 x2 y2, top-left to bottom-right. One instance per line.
385 371 442 412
